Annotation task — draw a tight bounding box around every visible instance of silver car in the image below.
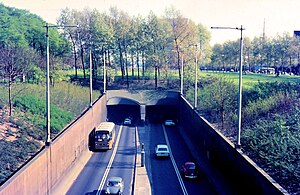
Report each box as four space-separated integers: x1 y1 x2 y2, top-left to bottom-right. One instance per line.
123 118 132 126
164 119 175 126
106 177 124 195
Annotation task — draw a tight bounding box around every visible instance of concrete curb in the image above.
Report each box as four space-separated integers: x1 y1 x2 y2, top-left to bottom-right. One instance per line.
134 126 151 195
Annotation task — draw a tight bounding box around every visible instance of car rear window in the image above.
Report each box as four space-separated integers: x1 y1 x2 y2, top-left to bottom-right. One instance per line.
158 148 168 151
187 164 196 169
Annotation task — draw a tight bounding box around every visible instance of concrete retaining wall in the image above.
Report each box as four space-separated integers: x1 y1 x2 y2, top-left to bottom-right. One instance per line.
179 95 288 195
0 95 107 195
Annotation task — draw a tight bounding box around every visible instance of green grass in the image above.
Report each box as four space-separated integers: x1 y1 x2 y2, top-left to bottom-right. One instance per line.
200 71 300 90
112 67 300 90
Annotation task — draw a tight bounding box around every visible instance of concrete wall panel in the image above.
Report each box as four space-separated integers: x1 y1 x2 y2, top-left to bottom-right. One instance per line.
179 95 288 195
0 95 107 195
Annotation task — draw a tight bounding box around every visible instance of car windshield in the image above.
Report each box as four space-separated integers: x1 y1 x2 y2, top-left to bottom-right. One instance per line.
108 181 120 186
95 131 110 139
158 148 168 151
186 164 196 169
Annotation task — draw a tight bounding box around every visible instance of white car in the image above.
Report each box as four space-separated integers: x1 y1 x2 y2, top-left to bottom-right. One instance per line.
164 119 175 126
106 177 124 194
155 144 170 157
123 118 132 126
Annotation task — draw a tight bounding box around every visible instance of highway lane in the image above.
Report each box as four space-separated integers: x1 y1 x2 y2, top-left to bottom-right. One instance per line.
99 125 136 195
164 125 216 195
66 125 136 195
148 123 183 194
66 122 216 195
147 123 217 195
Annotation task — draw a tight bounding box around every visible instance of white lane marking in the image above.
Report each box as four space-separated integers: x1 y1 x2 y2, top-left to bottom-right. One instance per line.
129 126 138 195
162 125 189 195
96 125 123 195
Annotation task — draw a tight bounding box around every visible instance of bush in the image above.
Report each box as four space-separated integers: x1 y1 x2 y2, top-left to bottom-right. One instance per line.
242 101 300 192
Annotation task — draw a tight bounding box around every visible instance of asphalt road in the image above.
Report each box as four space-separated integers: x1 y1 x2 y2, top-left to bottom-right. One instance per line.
65 122 216 195
66 125 136 195
147 123 217 195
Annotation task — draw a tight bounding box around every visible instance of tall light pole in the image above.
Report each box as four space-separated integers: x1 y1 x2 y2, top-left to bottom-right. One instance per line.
103 50 107 94
194 44 198 109
45 23 78 146
89 48 93 107
180 53 184 95
211 25 245 148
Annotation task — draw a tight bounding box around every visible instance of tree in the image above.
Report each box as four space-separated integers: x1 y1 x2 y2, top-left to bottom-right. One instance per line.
57 8 81 78
199 76 237 131
164 6 195 79
145 11 168 88
0 45 36 115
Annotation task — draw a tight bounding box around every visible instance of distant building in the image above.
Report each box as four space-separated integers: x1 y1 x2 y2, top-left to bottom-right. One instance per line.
254 66 275 74
294 30 300 37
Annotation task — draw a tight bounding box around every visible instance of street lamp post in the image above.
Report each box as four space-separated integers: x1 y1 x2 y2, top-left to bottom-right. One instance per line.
89 49 93 107
211 25 245 149
194 45 198 109
180 53 184 95
103 50 107 94
45 23 78 146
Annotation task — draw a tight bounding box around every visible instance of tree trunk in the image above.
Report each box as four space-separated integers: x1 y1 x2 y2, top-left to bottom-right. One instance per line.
80 43 86 79
131 53 134 77
155 66 158 89
174 39 181 79
108 49 112 67
142 52 145 78
69 33 78 79
118 42 124 80
136 52 140 80
8 77 12 116
125 50 129 88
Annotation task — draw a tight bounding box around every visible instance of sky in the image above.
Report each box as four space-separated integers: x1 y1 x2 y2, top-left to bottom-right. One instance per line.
1 0 300 45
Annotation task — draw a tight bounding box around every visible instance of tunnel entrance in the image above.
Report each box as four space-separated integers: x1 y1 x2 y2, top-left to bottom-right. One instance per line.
106 90 180 125
145 97 179 123
107 97 141 125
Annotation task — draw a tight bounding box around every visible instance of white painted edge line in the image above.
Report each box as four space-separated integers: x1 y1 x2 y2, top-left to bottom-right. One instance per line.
162 125 188 195
96 125 123 195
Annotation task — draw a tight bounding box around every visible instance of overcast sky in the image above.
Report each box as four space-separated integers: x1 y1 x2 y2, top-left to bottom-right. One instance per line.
1 0 300 45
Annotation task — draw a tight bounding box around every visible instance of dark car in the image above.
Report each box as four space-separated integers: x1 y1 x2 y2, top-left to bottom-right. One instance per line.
181 162 199 179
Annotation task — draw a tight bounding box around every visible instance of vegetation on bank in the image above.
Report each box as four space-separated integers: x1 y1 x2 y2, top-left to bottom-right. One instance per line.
0 82 100 184
184 73 300 194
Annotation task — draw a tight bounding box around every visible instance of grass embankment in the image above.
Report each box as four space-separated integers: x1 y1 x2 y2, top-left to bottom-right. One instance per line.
189 72 300 194
0 81 100 184
200 71 300 89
